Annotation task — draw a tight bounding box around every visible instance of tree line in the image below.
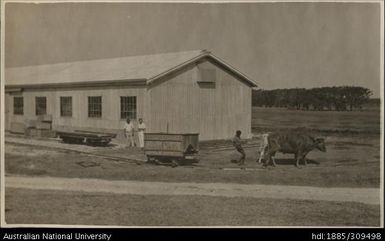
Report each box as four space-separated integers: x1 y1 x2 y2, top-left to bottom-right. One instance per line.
252 86 373 111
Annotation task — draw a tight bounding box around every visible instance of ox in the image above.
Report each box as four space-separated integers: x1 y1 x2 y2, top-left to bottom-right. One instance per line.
262 132 326 168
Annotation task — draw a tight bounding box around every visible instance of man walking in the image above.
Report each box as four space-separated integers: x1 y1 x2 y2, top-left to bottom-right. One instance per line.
137 118 146 150
232 130 246 166
123 118 135 147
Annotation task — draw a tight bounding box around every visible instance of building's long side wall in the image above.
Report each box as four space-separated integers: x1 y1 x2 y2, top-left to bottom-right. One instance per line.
5 64 252 141
5 86 146 133
146 62 252 141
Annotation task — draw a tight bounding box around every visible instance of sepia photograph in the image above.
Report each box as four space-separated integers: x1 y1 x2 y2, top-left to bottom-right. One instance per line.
1 0 383 228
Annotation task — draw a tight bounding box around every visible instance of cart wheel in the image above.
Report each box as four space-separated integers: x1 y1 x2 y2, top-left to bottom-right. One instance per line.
171 160 178 168
147 156 155 164
154 158 162 165
147 156 160 165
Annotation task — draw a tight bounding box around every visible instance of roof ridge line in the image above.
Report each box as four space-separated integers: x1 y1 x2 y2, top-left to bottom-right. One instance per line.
206 52 258 87
5 50 205 69
146 51 209 83
147 51 258 87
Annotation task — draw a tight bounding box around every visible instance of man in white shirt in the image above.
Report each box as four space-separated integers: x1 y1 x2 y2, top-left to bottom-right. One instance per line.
137 118 146 149
123 118 135 147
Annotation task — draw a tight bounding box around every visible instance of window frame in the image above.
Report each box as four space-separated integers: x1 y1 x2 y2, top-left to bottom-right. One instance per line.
35 96 47 116
60 96 73 117
198 68 216 83
120 96 137 120
13 96 24 115
88 96 102 118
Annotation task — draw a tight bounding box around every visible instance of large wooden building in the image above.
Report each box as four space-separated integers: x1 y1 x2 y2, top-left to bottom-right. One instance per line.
5 50 257 141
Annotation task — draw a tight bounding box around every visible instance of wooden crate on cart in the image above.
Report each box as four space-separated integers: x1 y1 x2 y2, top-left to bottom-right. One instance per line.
144 133 199 166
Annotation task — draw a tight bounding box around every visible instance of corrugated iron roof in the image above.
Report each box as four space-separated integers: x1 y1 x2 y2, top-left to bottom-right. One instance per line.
5 50 257 88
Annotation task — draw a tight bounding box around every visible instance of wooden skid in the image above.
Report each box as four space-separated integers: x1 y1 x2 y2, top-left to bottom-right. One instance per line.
57 131 115 146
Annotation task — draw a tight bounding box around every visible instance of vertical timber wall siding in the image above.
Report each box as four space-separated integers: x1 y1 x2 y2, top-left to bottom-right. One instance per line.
5 86 146 132
146 61 252 141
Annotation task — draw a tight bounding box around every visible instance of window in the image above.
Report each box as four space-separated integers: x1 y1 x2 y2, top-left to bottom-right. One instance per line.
88 96 102 118
13 97 23 115
35 97 47 115
198 68 216 83
60 96 72 117
120 96 137 119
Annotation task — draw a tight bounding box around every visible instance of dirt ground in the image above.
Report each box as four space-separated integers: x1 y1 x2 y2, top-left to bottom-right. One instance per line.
7 176 380 205
5 133 380 188
5 188 380 226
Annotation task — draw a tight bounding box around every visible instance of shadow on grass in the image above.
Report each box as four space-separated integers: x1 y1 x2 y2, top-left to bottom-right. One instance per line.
59 140 118 148
144 158 200 168
264 158 320 166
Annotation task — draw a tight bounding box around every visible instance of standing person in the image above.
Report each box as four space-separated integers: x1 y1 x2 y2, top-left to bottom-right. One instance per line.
123 118 135 147
232 130 246 166
137 118 146 149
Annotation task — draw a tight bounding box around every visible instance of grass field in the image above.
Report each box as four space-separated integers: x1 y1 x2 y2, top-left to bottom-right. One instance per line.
5 188 380 226
251 107 381 134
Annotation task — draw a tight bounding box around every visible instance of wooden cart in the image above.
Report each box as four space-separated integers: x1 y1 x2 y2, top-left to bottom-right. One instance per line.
57 130 117 146
144 133 199 166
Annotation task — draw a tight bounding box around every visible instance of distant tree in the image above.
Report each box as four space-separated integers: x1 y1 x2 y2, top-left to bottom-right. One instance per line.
310 88 327 111
252 86 372 111
343 86 372 111
252 89 263 106
300 90 313 110
330 86 346 111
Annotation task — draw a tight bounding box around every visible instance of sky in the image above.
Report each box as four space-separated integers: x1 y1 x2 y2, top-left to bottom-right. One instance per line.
4 2 382 97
